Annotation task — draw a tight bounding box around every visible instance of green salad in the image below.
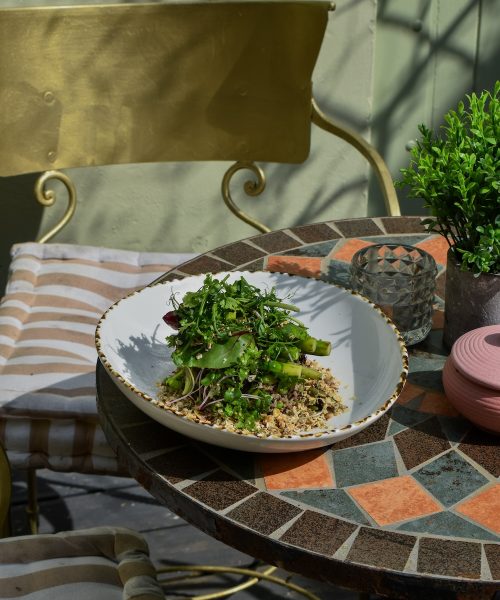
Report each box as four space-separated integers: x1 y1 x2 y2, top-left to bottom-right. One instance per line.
159 274 344 435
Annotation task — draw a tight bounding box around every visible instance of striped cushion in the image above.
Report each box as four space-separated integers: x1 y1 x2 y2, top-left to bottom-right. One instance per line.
0 526 164 599
0 242 195 472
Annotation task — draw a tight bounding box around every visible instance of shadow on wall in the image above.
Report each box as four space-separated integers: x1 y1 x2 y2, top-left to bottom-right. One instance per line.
0 0 380 292
371 0 500 215
3 1 499 294
0 173 43 292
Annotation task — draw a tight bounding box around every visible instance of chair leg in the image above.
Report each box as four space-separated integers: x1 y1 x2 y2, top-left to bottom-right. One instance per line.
26 468 39 534
1 505 12 538
157 564 322 600
0 444 12 537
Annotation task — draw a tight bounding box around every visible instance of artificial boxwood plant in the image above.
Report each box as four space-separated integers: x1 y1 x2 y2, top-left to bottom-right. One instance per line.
397 81 499 275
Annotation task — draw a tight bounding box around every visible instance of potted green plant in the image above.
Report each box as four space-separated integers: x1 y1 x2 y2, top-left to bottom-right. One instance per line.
397 81 500 348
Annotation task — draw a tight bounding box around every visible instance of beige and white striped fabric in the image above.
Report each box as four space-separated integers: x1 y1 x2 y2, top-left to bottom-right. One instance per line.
0 526 165 599
0 242 195 473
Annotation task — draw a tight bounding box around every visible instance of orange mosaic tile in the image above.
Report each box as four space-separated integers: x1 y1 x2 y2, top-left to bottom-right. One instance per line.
396 382 426 405
330 238 372 263
456 484 500 534
259 449 333 490
416 235 451 266
266 255 322 278
419 391 460 417
349 475 441 526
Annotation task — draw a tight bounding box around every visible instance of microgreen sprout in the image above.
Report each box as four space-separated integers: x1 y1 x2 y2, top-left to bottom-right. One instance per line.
162 274 332 431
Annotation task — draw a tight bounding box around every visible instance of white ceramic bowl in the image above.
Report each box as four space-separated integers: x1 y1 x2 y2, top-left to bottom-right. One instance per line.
96 272 408 452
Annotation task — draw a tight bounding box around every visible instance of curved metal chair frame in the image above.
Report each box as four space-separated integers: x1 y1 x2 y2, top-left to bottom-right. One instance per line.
1 6 398 591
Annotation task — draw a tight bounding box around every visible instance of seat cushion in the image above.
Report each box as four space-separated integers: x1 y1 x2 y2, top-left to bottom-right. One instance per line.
0 526 164 599
0 242 195 472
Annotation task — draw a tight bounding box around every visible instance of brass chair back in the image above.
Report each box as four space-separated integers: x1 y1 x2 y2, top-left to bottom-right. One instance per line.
0 1 399 238
0 2 328 175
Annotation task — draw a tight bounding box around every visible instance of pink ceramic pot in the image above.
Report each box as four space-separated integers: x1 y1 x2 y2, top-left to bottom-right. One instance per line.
442 325 500 434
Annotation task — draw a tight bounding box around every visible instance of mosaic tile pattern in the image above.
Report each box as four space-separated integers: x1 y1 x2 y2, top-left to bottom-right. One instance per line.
349 476 441 526
393 416 452 470
413 451 489 508
211 240 266 266
281 489 370 524
346 527 415 571
280 510 357 555
146 447 217 484
417 537 482 579
332 441 399 487
258 450 333 490
485 544 500 579
183 470 256 511
225 491 301 535
396 511 498 541
98 218 499 598
455 485 500 534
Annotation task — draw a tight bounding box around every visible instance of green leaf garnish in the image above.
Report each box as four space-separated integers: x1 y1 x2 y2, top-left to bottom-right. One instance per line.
162 274 332 430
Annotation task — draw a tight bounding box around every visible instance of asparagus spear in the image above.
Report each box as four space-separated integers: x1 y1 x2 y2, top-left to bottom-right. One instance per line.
266 360 322 380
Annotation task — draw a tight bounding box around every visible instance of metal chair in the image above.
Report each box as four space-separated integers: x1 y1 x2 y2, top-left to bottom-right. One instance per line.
0 441 163 598
0 442 328 599
0 1 399 534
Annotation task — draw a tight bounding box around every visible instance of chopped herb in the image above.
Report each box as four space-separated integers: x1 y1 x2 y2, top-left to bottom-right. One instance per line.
161 274 333 431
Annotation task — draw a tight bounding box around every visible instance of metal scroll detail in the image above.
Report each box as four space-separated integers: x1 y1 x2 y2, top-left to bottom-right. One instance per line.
311 99 401 217
221 161 271 233
34 170 77 243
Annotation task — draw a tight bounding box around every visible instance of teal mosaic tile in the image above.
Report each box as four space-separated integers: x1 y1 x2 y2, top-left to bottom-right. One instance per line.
332 441 398 487
437 415 471 444
413 451 489 507
360 235 429 246
322 260 350 287
388 404 431 435
395 510 498 541
279 240 339 258
281 489 370 525
407 354 447 391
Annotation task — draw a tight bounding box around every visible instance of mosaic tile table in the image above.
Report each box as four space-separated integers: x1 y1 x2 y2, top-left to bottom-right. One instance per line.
97 217 499 600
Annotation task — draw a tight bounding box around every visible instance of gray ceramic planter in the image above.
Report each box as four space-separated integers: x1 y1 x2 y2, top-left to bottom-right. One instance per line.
443 249 500 348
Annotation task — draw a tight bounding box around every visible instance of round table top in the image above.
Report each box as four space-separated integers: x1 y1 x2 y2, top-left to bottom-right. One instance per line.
96 216 499 600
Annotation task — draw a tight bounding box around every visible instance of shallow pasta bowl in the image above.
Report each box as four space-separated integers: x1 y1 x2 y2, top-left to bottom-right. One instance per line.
96 271 408 452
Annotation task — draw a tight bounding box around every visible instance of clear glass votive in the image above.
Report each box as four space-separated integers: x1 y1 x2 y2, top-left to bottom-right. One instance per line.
350 243 437 345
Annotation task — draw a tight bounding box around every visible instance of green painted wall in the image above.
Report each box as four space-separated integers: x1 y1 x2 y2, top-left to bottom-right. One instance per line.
1 0 498 291
371 0 499 214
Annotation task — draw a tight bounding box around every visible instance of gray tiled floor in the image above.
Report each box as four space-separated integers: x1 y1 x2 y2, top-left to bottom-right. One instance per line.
10 468 369 600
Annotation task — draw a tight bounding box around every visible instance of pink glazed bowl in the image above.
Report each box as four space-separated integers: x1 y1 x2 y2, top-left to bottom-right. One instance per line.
442 324 500 434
